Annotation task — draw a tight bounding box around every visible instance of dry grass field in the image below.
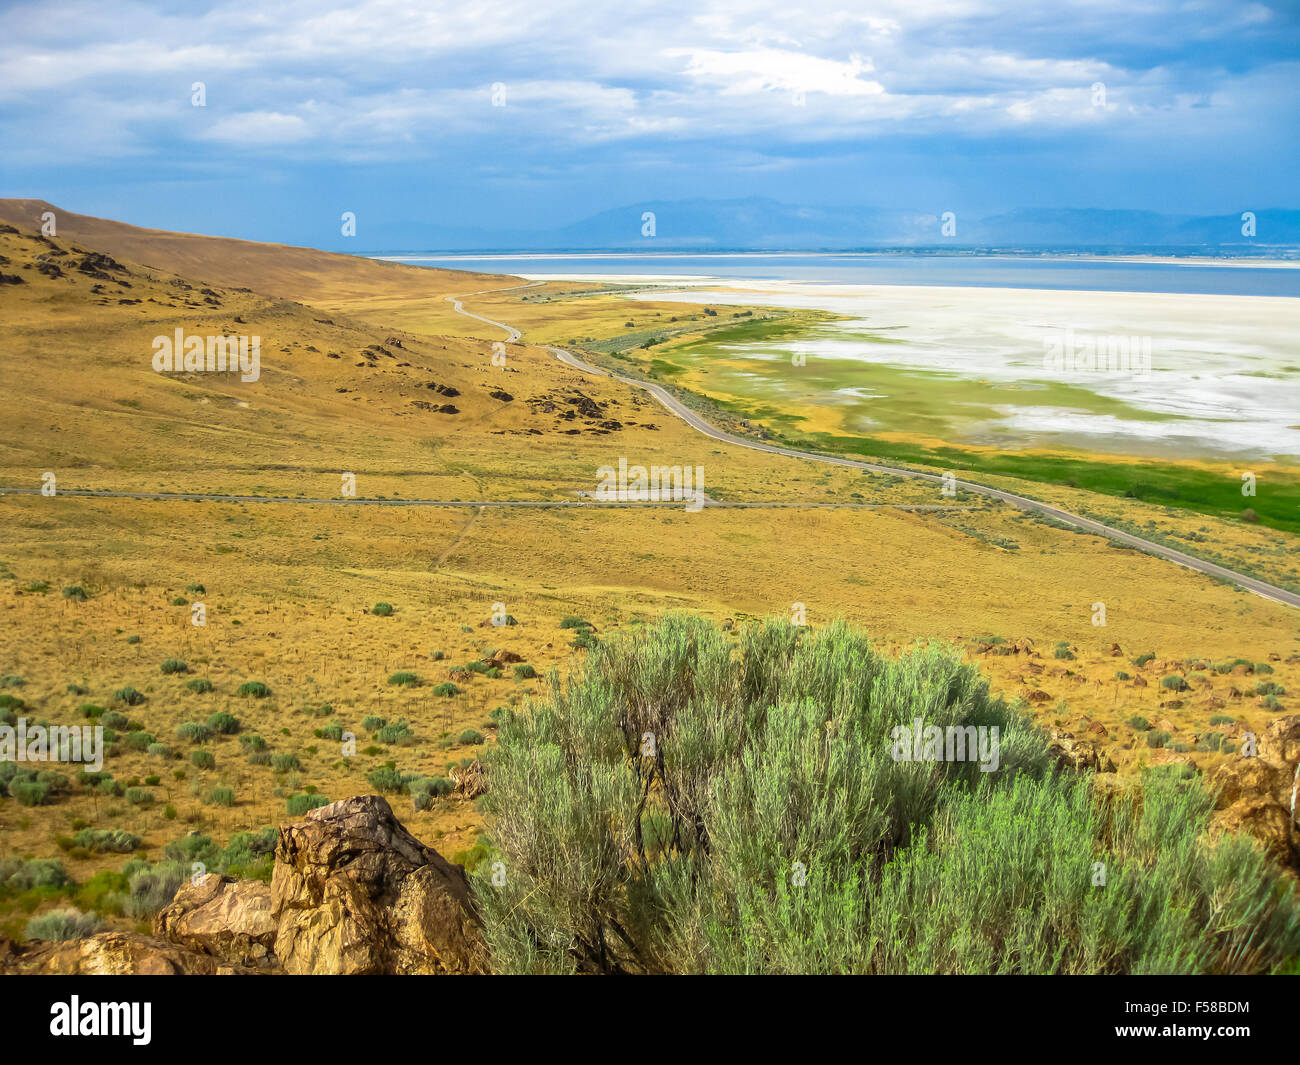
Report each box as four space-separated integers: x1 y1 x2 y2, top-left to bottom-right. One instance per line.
0 201 1296 938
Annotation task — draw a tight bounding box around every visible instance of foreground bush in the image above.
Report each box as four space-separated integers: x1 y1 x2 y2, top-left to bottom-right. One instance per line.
474 614 1300 975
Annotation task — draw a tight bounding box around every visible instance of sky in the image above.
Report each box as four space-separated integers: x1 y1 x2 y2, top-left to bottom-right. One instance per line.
1 0 1297 247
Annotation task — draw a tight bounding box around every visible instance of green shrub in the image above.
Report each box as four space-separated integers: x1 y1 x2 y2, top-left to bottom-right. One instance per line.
171 596 188 606
411 776 455 810
1209 714 1236 726
1127 715 1150 732
1256 681 1286 697
101 710 128 729
237 681 271 699
25 909 102 941
121 731 154 752
146 743 171 758
559 616 590 629
10 779 51 806
372 602 394 617
248 750 272 766
387 671 420 687
456 729 485 746
318 724 343 741
114 686 145 706
208 787 235 807
1160 675 1188 692
1114 671 1130 681
175 721 213 743
126 635 140 645
363 715 386 731
377 719 414 744
513 663 537 680
186 678 214 694
62 585 88 601
125 787 154 805
186 583 206 594
207 712 240 734
0 857 68 891
571 629 599 651
239 734 267 752
433 682 460 697
72 828 140 853
1053 642 1074 660
1197 732 1225 753
160 658 189 675
472 614 1300 975
80 703 105 719
1146 730 1172 749
286 793 331 816
366 767 405 793
466 660 492 674
1255 663 1274 675
191 750 216 770
0 675 23 688
1132 653 1155 667
271 754 300 772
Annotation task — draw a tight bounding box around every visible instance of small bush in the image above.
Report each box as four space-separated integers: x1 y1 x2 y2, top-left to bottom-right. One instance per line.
114 686 145 706
376 719 414 745
366 767 404 793
175 721 213 743
433 682 460 697
387 671 420 687
207 712 240 734
1146 730 1172 749
26 909 102 942
191 750 216 770
125 787 154 805
186 678 214 694
1209 714 1236 726
72 828 140 853
1132 652 1155 667
237 681 271 699
286 793 330 816
559 616 590 629
319 724 343 742
513 663 537 680
126 635 141 645
372 602 394 617
146 743 171 758
1197 732 1225 753
248 751 272 766
160 659 189 675
1127 715 1150 732
456 729 485 746
363 715 386 731
1114 671 1130 681
239 734 267 752
208 787 235 807
1160 675 1188 692
271 754 300 772
62 585 88 602
10 779 51 806
1053 642 1074 660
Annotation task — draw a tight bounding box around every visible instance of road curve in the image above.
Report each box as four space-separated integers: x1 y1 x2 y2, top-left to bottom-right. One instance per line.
446 286 1300 611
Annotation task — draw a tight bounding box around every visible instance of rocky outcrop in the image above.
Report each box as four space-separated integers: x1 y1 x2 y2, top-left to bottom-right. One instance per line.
1208 716 1299 865
1048 729 1116 773
153 874 277 968
2 795 486 976
0 931 259 975
271 795 486 975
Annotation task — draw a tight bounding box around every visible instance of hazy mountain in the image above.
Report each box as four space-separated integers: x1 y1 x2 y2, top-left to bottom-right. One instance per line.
356 198 1300 253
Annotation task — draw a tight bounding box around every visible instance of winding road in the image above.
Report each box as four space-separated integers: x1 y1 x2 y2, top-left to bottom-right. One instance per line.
455 282 1300 611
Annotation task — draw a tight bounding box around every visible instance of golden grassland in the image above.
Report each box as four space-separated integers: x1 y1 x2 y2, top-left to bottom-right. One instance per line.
0 203 1297 933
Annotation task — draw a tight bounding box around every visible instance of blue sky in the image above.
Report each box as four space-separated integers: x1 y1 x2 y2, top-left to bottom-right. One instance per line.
1 0 1296 247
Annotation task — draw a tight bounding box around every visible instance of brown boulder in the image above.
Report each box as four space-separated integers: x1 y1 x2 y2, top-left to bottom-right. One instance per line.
271 795 486 975
0 931 257 975
1261 716 1300 767
153 874 277 968
1047 729 1116 773
1208 757 1288 809
1215 798 1294 863
488 649 524 665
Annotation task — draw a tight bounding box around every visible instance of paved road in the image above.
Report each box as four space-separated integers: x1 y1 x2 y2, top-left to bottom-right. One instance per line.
446 285 1300 610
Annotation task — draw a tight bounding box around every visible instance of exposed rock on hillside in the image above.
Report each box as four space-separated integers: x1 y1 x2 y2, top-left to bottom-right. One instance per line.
1 795 486 976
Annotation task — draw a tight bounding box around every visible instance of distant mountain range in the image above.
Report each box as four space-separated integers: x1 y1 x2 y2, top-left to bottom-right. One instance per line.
355 198 1300 254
